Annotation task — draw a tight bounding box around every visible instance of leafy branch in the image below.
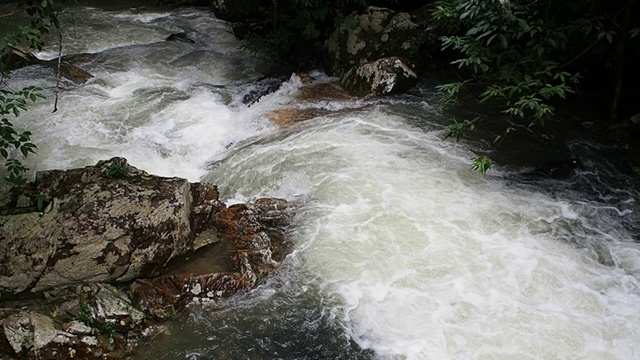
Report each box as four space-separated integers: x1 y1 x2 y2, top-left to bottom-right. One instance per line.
1 0 61 185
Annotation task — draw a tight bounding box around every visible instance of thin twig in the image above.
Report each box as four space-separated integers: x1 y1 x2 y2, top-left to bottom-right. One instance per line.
559 37 601 69
53 15 62 113
0 6 36 18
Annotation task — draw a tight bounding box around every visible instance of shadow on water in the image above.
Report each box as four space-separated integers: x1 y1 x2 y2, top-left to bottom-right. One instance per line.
133 263 374 360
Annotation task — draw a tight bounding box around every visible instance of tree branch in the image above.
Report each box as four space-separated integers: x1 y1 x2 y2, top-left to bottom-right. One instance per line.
0 6 36 19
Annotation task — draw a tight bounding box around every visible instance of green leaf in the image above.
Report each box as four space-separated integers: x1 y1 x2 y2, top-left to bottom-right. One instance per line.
471 156 491 174
499 34 507 48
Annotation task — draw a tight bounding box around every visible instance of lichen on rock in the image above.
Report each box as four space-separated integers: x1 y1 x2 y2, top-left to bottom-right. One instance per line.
326 7 418 77
340 56 417 96
0 158 294 359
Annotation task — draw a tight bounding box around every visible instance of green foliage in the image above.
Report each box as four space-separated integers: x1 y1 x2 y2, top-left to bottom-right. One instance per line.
103 161 130 179
432 0 633 172
443 117 476 141
471 155 491 174
76 301 93 327
34 192 50 211
1 1 61 185
433 0 589 125
103 322 116 337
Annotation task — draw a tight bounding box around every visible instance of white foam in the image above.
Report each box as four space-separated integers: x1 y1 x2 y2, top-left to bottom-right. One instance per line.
205 110 640 359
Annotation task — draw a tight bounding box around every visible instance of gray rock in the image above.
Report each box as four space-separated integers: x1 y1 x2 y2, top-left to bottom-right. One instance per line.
340 56 417 96
0 158 194 296
326 7 418 77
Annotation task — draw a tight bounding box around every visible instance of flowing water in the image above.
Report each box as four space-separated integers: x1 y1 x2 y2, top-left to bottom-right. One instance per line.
3 2 640 359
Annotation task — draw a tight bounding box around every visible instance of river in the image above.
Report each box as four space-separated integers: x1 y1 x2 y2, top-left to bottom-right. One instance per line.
3 2 640 359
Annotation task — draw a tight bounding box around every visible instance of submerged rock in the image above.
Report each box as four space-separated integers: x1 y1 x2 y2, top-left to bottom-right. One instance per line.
340 56 417 96
266 80 357 126
165 32 196 44
1 45 93 84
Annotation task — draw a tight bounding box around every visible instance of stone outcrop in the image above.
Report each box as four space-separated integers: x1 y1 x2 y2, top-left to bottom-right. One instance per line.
0 158 293 359
1 45 93 84
340 56 417 96
325 7 418 77
0 158 220 297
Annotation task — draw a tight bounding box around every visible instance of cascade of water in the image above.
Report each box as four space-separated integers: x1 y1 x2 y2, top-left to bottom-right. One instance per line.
5 3 640 359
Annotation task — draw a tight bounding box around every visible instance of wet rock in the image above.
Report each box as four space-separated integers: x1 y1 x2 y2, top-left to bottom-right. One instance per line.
190 182 225 238
326 7 418 77
241 76 287 106
268 108 332 127
0 158 194 296
165 32 196 44
340 56 417 96
130 272 249 321
533 158 582 179
213 198 290 282
131 197 291 320
241 73 315 106
1 45 93 84
0 45 44 71
266 80 356 126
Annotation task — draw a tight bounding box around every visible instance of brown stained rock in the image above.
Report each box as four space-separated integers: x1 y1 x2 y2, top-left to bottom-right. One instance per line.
213 198 290 286
297 82 352 102
190 182 225 238
130 272 249 321
129 276 189 321
0 158 294 358
266 82 355 127
268 108 332 127
127 197 291 323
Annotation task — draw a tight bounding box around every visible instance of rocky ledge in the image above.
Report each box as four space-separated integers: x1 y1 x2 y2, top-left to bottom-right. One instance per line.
0 158 292 359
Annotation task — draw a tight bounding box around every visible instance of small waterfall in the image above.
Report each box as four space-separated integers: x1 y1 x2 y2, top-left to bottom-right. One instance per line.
5 3 640 359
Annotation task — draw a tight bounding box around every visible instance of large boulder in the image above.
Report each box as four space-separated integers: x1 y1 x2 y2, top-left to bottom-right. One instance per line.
325 6 419 77
0 158 221 296
0 158 294 359
340 56 417 96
